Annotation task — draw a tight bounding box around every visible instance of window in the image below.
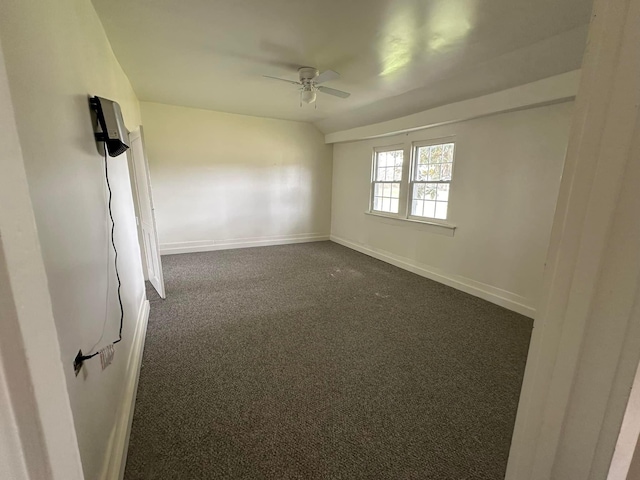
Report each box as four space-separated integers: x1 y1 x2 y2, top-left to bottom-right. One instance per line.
371 148 404 214
369 139 455 223
410 142 454 220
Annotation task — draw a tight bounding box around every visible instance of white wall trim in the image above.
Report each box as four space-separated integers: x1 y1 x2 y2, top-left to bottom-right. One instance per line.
325 70 580 144
161 233 330 255
330 235 535 318
100 297 150 480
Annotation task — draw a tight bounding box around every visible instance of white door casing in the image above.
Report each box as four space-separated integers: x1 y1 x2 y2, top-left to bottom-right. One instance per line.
128 127 166 299
505 0 640 478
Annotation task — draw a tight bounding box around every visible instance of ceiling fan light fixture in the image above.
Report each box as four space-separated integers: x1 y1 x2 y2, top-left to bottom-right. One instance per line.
301 88 316 104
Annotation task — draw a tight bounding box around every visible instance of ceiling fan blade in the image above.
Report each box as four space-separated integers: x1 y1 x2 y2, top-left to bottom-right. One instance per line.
262 75 301 86
314 70 340 85
317 86 351 98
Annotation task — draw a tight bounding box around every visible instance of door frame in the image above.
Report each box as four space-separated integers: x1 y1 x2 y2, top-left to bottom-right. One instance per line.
127 131 148 281
128 126 166 299
505 0 640 478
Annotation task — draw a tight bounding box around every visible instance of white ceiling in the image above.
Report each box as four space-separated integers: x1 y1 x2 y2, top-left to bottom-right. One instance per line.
92 0 593 134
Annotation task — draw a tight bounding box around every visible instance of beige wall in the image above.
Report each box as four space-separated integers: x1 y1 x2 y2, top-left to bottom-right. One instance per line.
140 102 333 253
0 0 145 478
331 102 574 315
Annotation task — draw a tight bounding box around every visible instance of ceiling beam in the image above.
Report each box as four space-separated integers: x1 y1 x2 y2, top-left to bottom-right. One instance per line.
324 70 581 144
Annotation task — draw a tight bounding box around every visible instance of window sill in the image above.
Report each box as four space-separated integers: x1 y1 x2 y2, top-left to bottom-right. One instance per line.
364 211 456 236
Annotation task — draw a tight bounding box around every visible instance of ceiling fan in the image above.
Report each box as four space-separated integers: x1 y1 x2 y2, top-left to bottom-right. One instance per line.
263 67 351 105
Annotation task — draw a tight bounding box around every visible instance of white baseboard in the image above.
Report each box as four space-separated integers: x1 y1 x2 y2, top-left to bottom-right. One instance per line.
100 296 150 480
160 233 330 255
330 235 536 318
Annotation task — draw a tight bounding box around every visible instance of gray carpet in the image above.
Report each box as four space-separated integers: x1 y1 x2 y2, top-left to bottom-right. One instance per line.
125 241 532 480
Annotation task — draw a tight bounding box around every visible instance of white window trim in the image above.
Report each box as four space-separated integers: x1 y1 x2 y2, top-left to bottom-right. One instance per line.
368 136 456 231
364 211 456 236
369 144 409 216
407 138 456 223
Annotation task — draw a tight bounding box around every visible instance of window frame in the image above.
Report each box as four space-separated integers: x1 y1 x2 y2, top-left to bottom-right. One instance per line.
407 138 456 223
368 137 456 226
369 144 410 217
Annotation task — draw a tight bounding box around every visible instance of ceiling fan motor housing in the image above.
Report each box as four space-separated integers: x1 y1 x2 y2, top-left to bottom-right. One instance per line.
298 67 319 84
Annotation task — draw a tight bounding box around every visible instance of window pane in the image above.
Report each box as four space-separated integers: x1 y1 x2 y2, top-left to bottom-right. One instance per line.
435 202 448 219
436 184 449 201
385 167 394 181
372 181 401 213
412 199 424 216
425 183 437 200
423 201 436 217
441 163 453 181
413 183 425 199
416 164 428 181
393 150 404 179
418 147 430 164
377 149 403 181
430 144 444 163
427 164 441 181
443 143 454 162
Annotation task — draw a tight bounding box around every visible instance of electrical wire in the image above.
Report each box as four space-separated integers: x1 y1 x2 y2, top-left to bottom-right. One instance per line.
88 148 112 354
77 146 124 363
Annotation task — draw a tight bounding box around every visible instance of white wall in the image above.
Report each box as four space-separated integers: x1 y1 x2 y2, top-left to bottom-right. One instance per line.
331 102 574 316
0 0 145 478
0 31 84 479
139 102 333 254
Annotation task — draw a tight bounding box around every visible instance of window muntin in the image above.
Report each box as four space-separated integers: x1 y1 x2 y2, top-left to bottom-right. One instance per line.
371 149 404 214
410 142 454 220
